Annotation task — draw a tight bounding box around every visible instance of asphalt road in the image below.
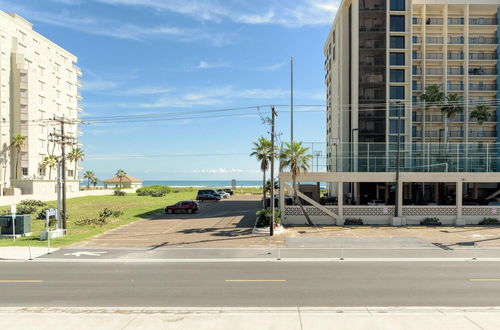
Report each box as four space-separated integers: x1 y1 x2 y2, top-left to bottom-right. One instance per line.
1 261 500 307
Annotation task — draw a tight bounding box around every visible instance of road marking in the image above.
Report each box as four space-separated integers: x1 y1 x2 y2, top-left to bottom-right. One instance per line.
63 251 107 257
225 280 287 282
470 279 500 282
0 280 42 283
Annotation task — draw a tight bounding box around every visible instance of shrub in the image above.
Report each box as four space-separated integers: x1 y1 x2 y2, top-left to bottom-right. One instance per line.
36 208 51 220
74 217 109 227
20 200 47 207
255 208 281 228
136 185 172 197
478 217 500 225
114 190 126 196
420 217 442 226
344 218 363 226
15 204 37 215
99 208 123 218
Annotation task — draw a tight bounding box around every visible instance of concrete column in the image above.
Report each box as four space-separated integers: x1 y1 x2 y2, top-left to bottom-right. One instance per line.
455 181 465 226
392 179 404 227
337 181 344 225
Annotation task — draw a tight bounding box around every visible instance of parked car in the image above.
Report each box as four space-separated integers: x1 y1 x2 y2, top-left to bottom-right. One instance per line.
165 201 198 214
197 189 219 197
223 188 234 195
216 189 230 199
196 191 221 202
263 195 294 208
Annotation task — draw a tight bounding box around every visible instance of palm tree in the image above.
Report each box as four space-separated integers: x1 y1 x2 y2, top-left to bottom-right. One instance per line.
43 155 58 180
91 176 99 188
68 148 84 179
115 169 127 189
470 103 490 125
10 134 27 179
420 84 445 142
280 142 314 226
441 93 464 143
83 170 95 189
250 137 275 208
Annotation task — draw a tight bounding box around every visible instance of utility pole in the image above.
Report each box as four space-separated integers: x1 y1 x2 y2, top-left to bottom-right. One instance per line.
270 106 277 237
395 102 402 218
49 116 77 234
290 56 294 146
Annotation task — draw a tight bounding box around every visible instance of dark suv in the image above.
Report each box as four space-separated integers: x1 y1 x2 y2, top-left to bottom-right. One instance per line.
196 189 221 202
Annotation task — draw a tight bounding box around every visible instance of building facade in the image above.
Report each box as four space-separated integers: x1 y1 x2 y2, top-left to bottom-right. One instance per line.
0 11 82 196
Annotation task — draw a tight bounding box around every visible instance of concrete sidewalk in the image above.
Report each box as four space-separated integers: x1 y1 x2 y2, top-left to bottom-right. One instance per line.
0 247 57 260
0 307 499 329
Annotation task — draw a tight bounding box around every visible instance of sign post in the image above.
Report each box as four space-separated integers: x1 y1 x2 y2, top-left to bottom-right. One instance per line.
45 208 57 253
10 204 16 242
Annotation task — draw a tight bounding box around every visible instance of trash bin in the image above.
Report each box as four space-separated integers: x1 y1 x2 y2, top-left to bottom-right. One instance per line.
0 215 31 235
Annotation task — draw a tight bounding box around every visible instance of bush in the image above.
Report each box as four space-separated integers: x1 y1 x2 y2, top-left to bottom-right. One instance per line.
36 207 51 220
136 185 172 197
99 208 123 218
478 217 500 225
20 199 47 207
15 204 37 215
344 218 363 226
255 208 281 228
114 190 126 196
420 217 442 226
74 217 109 227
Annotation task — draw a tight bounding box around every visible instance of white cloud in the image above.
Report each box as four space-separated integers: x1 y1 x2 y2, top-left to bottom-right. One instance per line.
94 0 339 27
259 61 287 71
195 60 229 70
51 0 82 5
83 79 121 92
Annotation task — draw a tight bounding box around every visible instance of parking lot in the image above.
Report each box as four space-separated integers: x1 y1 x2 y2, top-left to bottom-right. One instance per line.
71 195 280 248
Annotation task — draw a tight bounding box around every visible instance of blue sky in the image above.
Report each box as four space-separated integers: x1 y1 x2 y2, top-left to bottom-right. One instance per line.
1 0 339 180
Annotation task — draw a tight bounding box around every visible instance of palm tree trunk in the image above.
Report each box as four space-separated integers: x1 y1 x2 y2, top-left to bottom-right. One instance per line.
87 178 90 189
293 174 314 226
74 162 77 179
48 168 52 180
262 170 266 209
15 149 20 180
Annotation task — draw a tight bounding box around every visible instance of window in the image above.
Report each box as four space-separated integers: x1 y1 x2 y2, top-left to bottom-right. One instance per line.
38 166 46 177
389 135 405 143
390 103 405 117
390 53 405 65
68 170 74 177
39 81 45 91
38 66 44 77
22 168 28 176
390 69 405 82
390 0 405 11
390 15 405 32
390 86 405 99
390 119 405 134
39 96 44 105
390 36 405 48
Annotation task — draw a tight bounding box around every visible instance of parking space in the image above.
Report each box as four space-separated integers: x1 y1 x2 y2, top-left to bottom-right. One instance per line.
71 195 280 248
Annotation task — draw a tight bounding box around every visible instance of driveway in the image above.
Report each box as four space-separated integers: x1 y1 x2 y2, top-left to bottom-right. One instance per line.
72 195 279 248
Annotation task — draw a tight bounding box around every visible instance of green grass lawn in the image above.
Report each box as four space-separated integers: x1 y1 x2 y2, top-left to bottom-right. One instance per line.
0 191 195 247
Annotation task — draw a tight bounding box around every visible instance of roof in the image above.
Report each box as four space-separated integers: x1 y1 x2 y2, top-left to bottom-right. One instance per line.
104 175 142 183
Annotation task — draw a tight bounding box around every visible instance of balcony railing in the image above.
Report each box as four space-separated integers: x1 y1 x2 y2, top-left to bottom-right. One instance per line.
426 68 443 75
412 83 423 91
468 68 497 76
447 67 464 75
469 18 498 25
426 53 443 60
425 18 443 25
448 53 464 60
412 37 422 44
448 37 464 44
413 52 423 60
412 17 422 25
426 37 443 44
470 131 496 138
469 53 498 60
469 83 498 91
360 25 385 32
448 84 464 91
469 37 498 45
449 131 464 138
448 17 464 25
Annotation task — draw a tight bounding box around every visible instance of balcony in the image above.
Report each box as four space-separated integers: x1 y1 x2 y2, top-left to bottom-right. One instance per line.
448 83 464 91
449 131 464 138
469 53 498 60
76 104 83 112
426 68 443 76
359 25 385 32
425 18 443 25
448 37 464 45
412 36 422 44
470 131 496 138
76 79 83 88
412 52 423 60
426 36 443 44
412 17 422 25
77 129 83 136
470 115 497 123
73 65 82 76
448 52 464 60
469 83 497 91
447 67 464 75
412 83 423 91
76 93 83 100
468 68 497 76
426 53 443 60
469 37 498 45
448 17 464 25
470 18 498 26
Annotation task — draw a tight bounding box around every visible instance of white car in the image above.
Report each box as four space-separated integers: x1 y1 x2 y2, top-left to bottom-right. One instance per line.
217 190 230 199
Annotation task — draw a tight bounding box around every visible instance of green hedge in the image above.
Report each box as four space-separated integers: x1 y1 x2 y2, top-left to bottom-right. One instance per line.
136 185 173 197
255 208 281 228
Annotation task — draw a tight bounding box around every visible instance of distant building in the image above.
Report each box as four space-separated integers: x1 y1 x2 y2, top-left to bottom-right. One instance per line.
0 11 82 196
103 175 143 189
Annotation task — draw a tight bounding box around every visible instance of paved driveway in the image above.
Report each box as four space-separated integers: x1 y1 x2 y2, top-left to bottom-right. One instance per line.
72 195 279 248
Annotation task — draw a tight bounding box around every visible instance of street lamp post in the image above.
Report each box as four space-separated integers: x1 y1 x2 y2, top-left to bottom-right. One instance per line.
350 128 359 204
395 102 403 218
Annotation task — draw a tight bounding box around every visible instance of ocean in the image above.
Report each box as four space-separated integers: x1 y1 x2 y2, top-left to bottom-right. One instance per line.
80 180 262 188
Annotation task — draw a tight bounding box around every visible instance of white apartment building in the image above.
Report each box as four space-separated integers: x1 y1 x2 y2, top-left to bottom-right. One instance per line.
0 11 82 196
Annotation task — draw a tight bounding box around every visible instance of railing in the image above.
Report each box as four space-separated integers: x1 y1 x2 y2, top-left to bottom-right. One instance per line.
412 83 422 91
425 18 443 25
469 84 497 91
447 67 464 75
426 68 443 75
470 18 498 25
449 131 464 138
413 67 422 75
448 17 464 25
469 37 498 45
469 131 496 138
468 68 497 76
426 53 443 60
448 36 464 44
448 84 464 91
447 53 464 60
412 17 422 25
426 36 443 44
469 53 498 60
360 25 385 32
412 37 422 44
470 115 496 123
412 52 423 59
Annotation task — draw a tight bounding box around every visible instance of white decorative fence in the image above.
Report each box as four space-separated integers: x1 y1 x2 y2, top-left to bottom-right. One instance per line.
282 204 500 226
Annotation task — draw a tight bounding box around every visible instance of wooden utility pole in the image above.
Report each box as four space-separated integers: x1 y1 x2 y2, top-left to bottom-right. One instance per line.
270 106 277 236
49 116 77 233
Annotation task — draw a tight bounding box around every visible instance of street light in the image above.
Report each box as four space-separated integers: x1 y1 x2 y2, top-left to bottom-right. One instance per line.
395 102 403 218
350 128 359 204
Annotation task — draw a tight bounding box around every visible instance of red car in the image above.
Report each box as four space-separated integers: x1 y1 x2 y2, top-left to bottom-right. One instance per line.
164 201 198 214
